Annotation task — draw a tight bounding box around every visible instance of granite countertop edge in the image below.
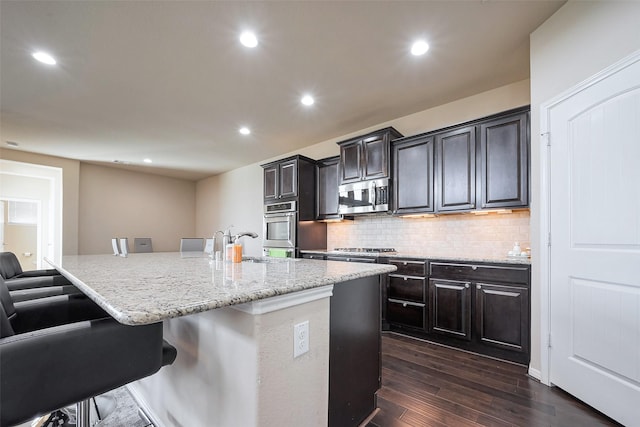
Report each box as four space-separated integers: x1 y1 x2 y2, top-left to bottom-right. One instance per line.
49 255 396 326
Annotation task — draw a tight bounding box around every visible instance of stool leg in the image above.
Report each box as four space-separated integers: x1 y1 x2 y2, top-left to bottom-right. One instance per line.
76 399 91 427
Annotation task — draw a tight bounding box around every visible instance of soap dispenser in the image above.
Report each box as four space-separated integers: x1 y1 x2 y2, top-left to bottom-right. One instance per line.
232 235 243 263
223 226 233 261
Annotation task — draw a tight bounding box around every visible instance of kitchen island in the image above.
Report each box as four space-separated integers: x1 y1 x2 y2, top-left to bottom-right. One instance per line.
48 253 396 427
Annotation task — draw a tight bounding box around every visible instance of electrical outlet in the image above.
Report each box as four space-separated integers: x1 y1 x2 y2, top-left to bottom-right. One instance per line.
294 321 309 358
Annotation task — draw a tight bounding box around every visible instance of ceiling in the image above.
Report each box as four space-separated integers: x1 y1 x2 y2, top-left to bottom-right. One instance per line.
1 1 564 181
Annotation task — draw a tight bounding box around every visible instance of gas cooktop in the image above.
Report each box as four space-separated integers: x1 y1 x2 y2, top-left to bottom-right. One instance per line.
333 247 397 254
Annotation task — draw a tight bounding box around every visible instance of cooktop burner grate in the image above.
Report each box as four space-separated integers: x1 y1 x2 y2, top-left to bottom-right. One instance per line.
334 247 397 253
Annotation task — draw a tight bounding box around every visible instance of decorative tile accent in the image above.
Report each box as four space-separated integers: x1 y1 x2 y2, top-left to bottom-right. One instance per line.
327 211 530 260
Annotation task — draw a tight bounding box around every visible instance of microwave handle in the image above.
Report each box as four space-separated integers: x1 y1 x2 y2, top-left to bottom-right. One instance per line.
369 182 376 205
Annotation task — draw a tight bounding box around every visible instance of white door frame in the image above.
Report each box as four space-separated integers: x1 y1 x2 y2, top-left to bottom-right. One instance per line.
538 49 640 386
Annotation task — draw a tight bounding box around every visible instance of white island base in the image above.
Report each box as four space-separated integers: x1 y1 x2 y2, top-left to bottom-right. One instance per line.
128 286 334 427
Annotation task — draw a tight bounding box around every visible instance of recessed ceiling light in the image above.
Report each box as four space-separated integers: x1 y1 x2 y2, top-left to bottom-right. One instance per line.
301 95 315 106
410 40 430 56
5 141 19 147
143 158 153 164
239 31 258 48
239 127 251 135
32 51 57 65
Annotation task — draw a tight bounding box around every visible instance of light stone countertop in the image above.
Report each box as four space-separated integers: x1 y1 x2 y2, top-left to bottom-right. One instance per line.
48 252 396 326
302 249 531 265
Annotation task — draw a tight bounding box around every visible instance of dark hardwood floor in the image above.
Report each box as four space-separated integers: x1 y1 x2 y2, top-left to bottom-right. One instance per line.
368 333 622 427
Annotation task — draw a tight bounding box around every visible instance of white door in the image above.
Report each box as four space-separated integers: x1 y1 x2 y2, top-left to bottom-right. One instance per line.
548 54 640 426
0 200 5 252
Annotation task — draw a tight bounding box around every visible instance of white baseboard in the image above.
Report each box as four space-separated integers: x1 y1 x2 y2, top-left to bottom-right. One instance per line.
528 366 542 381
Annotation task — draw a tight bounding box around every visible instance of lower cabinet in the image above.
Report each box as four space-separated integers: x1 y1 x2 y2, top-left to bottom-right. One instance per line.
385 258 531 365
384 259 427 332
428 278 471 341
475 281 529 355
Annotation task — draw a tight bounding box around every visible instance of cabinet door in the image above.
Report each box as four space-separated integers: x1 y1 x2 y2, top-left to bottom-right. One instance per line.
479 112 529 208
339 141 362 184
279 159 297 199
475 282 529 353
435 126 476 212
429 278 471 340
263 165 278 201
318 158 339 218
362 135 389 180
393 137 434 214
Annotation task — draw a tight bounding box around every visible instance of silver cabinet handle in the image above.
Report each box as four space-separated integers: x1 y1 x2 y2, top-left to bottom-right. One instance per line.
465 283 470 289
472 265 478 270
477 284 481 289
404 277 407 281
403 302 407 307
403 262 408 266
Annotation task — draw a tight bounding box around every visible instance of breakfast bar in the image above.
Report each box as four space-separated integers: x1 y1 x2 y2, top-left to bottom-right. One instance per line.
48 253 396 427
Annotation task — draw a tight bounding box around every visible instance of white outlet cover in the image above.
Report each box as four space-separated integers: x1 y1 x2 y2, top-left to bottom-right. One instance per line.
294 320 309 358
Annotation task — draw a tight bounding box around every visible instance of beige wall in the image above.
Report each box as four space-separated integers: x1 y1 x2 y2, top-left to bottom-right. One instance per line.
79 163 196 254
0 148 80 255
196 79 531 257
529 1 640 373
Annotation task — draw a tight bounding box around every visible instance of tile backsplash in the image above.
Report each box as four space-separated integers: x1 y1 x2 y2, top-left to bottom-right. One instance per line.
327 210 530 259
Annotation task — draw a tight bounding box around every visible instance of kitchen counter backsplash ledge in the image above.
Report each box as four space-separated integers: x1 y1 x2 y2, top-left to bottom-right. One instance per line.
302 249 531 265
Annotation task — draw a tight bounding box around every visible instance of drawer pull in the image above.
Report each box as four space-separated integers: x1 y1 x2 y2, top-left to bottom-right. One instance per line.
472 265 478 270
404 277 407 281
465 283 470 289
403 262 407 266
477 284 481 290
403 302 407 307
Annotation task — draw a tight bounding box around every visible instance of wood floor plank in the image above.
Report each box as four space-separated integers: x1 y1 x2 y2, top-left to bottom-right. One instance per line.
368 333 622 427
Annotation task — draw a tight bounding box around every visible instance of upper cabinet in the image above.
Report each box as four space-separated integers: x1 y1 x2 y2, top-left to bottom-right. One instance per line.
393 136 435 215
479 112 529 209
392 107 530 215
435 126 477 212
261 155 317 220
263 158 297 201
316 156 340 220
338 127 403 185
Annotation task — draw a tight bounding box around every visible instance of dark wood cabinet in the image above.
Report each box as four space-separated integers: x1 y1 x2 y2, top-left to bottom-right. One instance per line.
261 155 318 221
317 156 340 220
385 259 427 332
329 276 381 427
338 127 403 185
263 158 298 201
301 253 326 260
479 111 529 209
428 261 531 364
428 278 472 340
391 106 530 216
393 136 435 214
475 282 529 354
435 126 476 212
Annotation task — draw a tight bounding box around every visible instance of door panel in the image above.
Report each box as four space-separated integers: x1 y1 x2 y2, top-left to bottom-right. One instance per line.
435 126 476 211
548 54 640 426
428 278 471 340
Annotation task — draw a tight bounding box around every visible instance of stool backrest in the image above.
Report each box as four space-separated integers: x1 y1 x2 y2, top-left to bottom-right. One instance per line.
0 252 23 279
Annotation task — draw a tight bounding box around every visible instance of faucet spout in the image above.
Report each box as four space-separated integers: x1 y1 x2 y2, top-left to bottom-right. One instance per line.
233 232 259 242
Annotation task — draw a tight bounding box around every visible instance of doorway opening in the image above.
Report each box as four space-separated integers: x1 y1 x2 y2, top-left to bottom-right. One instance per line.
0 159 63 269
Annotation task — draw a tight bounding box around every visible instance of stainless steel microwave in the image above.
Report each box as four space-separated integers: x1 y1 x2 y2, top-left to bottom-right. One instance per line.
338 178 389 215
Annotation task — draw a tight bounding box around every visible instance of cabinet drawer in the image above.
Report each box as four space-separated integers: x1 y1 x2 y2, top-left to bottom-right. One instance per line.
388 276 425 302
429 262 529 284
387 299 425 329
302 253 326 260
389 259 427 276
